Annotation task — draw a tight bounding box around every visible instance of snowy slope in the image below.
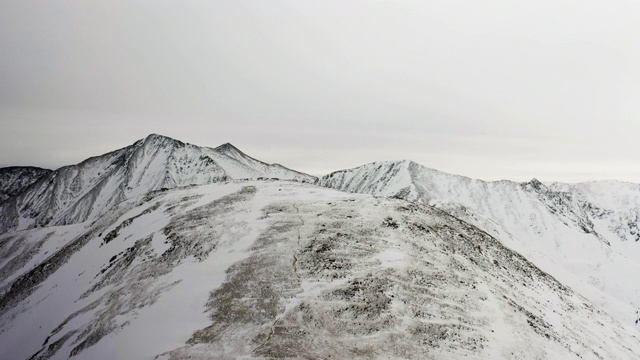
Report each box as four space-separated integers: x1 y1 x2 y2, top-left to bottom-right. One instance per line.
0 135 316 234
321 160 640 328
1 181 639 359
550 180 640 249
0 166 51 203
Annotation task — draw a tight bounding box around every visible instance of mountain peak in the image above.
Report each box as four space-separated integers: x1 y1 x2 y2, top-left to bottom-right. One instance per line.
213 142 254 162
0 136 316 234
141 133 185 147
214 142 241 153
522 177 547 192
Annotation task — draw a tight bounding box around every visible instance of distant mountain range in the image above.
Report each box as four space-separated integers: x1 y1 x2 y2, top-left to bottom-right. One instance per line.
1 134 639 359
0 134 314 233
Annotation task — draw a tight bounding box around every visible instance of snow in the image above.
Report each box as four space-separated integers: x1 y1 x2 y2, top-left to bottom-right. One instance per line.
374 248 407 270
1 181 640 359
321 160 640 329
0 135 316 235
0 166 51 203
2 135 640 358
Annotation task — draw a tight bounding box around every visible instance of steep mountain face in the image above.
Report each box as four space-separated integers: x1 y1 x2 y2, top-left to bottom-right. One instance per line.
321 160 640 328
549 180 640 244
0 135 316 234
0 166 51 203
1 181 639 360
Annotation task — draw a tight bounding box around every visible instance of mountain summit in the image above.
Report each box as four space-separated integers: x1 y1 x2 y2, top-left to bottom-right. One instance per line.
0 135 316 233
213 142 244 156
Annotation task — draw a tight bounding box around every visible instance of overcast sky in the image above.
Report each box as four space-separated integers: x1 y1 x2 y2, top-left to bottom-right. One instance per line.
1 0 639 182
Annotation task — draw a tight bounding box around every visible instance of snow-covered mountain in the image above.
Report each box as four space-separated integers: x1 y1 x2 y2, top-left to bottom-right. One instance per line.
320 160 640 328
2 180 639 359
549 180 640 244
2 136 640 359
0 166 51 203
0 134 316 234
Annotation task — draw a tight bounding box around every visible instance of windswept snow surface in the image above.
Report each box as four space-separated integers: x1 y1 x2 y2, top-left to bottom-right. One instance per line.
1 181 639 359
0 134 316 234
321 160 640 328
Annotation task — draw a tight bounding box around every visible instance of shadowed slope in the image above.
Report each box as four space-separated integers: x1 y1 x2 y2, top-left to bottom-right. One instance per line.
0 166 51 203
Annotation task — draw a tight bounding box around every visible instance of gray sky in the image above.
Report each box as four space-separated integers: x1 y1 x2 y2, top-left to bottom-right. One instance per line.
1 0 639 182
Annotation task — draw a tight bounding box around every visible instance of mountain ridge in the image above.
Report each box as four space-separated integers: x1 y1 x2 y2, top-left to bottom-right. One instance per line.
2 136 640 358
0 166 52 204
2 181 639 359
319 159 640 329
3 136 640 326
0 134 316 234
